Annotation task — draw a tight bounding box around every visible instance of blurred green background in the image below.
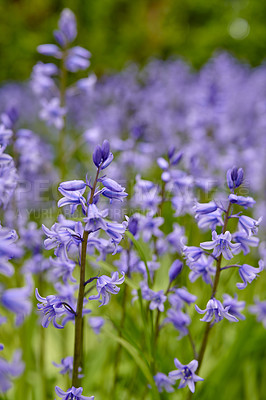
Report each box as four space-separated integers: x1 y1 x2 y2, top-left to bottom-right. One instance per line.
0 0 266 82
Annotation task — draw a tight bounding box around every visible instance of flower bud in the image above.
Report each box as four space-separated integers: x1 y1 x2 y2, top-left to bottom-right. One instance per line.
169 260 183 282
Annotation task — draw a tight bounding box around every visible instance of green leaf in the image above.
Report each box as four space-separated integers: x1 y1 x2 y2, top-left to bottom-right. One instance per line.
125 231 152 287
105 330 160 400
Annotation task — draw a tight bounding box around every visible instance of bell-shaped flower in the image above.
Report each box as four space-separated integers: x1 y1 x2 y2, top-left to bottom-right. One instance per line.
200 231 241 260
0 350 24 392
35 289 66 329
89 271 125 306
83 204 108 232
58 180 87 214
1 275 32 326
229 194 255 208
154 373 175 393
169 358 204 393
55 386 94 400
195 298 238 323
236 260 264 289
238 215 262 236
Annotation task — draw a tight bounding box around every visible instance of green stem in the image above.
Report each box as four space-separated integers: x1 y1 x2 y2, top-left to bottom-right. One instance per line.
186 203 232 400
72 167 100 386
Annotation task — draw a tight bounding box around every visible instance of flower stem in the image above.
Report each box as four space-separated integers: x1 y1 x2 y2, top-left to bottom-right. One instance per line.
186 203 232 400
72 167 100 386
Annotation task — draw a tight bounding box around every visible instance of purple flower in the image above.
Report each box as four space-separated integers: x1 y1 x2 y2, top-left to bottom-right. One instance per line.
37 44 62 58
169 358 204 393
0 350 24 392
53 356 82 379
39 98 66 130
228 194 256 208
164 309 191 338
57 9 77 44
236 260 264 289
92 140 112 168
188 255 216 285
65 46 91 72
149 290 167 312
194 201 217 215
58 180 87 214
195 298 238 323
232 231 259 255
200 231 241 260
89 271 125 306
1 275 32 326
238 215 262 236
55 386 94 400
154 372 175 393
196 209 224 231
88 316 105 334
83 204 108 232
183 245 204 262
169 260 183 282
35 289 66 329
249 298 266 328
226 167 244 190
223 294 245 320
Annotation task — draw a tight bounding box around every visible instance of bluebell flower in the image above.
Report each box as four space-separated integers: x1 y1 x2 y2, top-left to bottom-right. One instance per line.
183 245 204 262
249 298 266 328
236 260 264 289
194 201 217 215
127 216 139 236
154 372 175 393
0 124 13 153
31 62 58 95
1 275 32 326
53 356 82 379
0 154 17 208
58 180 87 214
37 44 62 58
139 215 164 242
164 309 191 338
55 386 94 400
168 358 204 393
88 316 105 334
105 221 127 248
42 216 83 257
0 350 24 392
223 294 245 320
92 140 113 169
65 46 91 72
167 223 187 254
49 255 76 283
1 107 19 129
35 289 66 329
232 231 259 255
188 255 216 285
196 209 224 231
238 215 262 236
83 204 108 232
169 260 183 282
195 298 238 323
149 290 167 312
200 231 241 260
57 9 77 44
39 98 66 130
89 272 125 306
226 167 244 190
228 194 255 208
